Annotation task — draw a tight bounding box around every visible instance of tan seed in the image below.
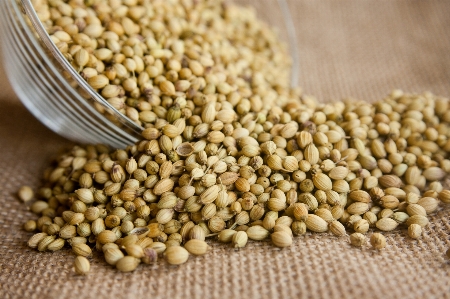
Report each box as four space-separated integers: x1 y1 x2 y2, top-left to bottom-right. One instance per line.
153 178 175 195
408 224 422 239
232 231 248 248
291 221 307 236
353 219 369 234
375 218 399 231
74 256 90 275
27 232 48 249
329 221 346 237
72 243 92 257
116 256 140 272
417 197 439 214
200 185 220 204
370 233 386 249
125 244 145 258
328 166 349 180
315 208 334 223
378 175 403 188
18 186 34 202
349 190 372 203
219 172 240 185
422 167 446 181
59 225 77 239
218 229 237 243
304 144 319 165
97 230 118 244
184 239 209 255
406 204 427 217
312 173 332 191
379 195 400 209
165 246 189 265
305 214 328 233
271 231 293 248
349 233 366 247
292 203 309 221
176 143 194 157
346 202 369 215
23 220 37 232
438 190 450 204
178 185 195 200
104 248 124 266
37 236 55 252
142 248 158 264
208 216 226 233
47 238 65 251
405 215 429 227
246 225 269 240
149 242 167 254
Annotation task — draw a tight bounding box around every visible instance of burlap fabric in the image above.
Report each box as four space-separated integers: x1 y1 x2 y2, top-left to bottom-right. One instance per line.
1 1 449 298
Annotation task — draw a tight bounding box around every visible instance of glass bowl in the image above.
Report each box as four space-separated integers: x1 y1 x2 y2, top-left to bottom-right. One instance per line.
0 0 298 148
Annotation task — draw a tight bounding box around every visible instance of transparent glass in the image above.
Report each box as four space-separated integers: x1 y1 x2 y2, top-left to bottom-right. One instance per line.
0 0 298 148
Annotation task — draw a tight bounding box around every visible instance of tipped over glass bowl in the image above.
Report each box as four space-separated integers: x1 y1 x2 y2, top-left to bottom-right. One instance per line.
0 0 298 148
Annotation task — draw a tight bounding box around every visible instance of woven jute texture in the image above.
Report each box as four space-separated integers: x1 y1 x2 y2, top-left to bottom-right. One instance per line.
1 1 450 299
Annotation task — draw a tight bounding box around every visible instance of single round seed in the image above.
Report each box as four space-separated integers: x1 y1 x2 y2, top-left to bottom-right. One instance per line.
23 220 37 232
48 238 65 251
370 233 386 249
125 244 145 258
74 256 90 275
165 246 189 265
18 186 34 202
116 256 140 272
329 221 346 237
232 231 248 248
349 233 366 247
184 239 209 255
104 248 124 266
218 229 237 243
376 218 399 232
408 224 422 239
72 243 92 257
246 225 269 241
271 231 293 248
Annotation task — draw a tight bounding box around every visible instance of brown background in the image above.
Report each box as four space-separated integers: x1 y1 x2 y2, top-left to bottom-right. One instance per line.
1 1 450 299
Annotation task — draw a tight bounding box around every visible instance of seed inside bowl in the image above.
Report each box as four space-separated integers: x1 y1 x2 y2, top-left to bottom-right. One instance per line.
33 0 295 128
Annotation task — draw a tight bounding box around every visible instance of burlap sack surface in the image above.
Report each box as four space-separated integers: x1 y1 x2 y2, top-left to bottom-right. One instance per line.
0 1 449 298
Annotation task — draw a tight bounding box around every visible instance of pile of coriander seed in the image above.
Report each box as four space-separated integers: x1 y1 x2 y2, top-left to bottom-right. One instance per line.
20 0 450 275
21 90 450 273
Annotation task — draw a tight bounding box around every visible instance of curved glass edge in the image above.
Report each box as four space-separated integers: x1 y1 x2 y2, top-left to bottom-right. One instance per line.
2 2 121 145
21 0 144 134
0 0 140 148
277 0 300 87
